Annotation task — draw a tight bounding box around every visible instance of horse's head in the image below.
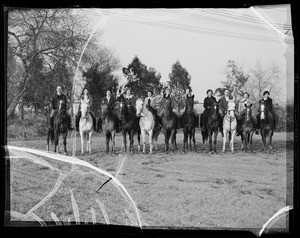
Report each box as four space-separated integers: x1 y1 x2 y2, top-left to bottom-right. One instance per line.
227 101 236 118
135 98 144 117
244 103 252 122
210 102 219 119
163 98 173 116
117 99 128 120
259 100 268 120
80 101 90 119
101 102 110 118
186 95 194 112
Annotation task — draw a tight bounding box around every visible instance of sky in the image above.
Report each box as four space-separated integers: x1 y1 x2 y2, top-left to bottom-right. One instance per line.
77 5 293 105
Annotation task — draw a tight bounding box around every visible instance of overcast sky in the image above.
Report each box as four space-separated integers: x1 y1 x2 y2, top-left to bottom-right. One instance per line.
76 5 293 104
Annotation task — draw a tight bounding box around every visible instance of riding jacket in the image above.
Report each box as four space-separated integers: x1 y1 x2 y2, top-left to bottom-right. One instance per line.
102 96 116 110
261 97 273 111
204 96 217 111
218 96 229 114
51 94 68 110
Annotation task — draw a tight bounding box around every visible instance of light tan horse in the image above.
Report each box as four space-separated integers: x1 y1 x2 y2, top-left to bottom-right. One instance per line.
222 100 237 153
135 98 157 154
79 101 93 154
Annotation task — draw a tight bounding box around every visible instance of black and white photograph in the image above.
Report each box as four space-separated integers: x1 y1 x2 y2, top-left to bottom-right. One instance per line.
2 3 296 237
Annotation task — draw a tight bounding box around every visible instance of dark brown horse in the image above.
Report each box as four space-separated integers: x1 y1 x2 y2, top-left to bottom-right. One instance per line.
117 98 141 152
181 95 197 152
240 104 255 152
101 102 118 154
201 102 221 154
161 97 178 153
46 100 69 154
258 100 275 153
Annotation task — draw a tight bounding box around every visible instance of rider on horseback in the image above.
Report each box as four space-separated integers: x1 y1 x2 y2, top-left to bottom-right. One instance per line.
201 89 217 132
49 86 73 131
99 89 120 133
118 88 136 114
237 92 258 135
144 90 162 128
256 91 278 129
158 88 181 129
75 88 97 132
180 88 199 127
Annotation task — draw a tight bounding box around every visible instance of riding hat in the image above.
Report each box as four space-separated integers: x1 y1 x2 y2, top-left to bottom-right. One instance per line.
206 89 213 94
243 92 249 97
263 91 270 96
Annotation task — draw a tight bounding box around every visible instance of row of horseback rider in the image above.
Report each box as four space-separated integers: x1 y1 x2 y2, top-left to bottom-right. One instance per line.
49 86 278 135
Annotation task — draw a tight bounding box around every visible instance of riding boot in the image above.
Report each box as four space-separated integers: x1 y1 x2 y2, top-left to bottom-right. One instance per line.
202 125 206 132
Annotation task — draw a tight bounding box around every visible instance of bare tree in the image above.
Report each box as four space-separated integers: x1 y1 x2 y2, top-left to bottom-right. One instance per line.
245 60 282 102
7 9 98 118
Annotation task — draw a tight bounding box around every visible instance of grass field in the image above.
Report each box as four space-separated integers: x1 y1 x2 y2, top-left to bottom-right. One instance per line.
6 131 294 235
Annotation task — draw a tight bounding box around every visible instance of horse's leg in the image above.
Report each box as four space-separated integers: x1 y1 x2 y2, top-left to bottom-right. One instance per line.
170 129 176 153
112 130 116 154
63 133 67 155
192 128 196 151
269 130 274 152
189 128 192 150
213 130 218 153
149 130 153 154
222 129 227 153
183 129 187 153
249 131 254 152
142 130 146 153
46 131 50 151
123 131 127 152
208 129 213 153
260 131 266 152
106 132 110 154
242 131 247 152
88 131 92 154
137 130 141 151
130 130 134 152
230 130 235 153
80 132 84 155
165 130 170 153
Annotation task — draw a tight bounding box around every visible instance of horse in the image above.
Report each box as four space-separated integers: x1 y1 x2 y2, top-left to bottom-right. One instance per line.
79 101 93 154
201 102 221 154
161 97 178 153
222 100 237 153
240 104 255 152
46 100 69 154
117 98 141 152
258 100 275 153
181 95 197 152
101 102 118 154
135 98 160 154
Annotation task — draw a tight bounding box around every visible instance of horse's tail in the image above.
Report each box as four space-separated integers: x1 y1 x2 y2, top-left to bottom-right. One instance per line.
201 130 208 143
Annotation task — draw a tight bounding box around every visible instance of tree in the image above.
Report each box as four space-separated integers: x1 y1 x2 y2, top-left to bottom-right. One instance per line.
7 9 98 118
168 60 191 90
122 56 163 98
168 60 192 110
245 60 282 102
83 63 119 115
222 60 249 100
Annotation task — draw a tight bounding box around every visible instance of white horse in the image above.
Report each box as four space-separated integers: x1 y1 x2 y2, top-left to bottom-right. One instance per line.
222 100 237 153
135 98 156 154
79 101 93 154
